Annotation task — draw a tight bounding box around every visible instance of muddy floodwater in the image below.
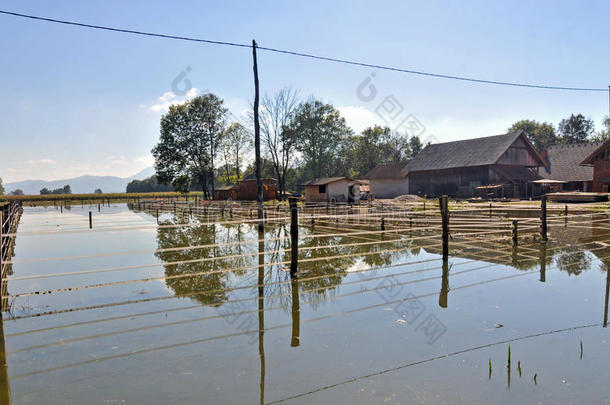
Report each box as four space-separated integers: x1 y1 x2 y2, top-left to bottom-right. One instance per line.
2 204 610 404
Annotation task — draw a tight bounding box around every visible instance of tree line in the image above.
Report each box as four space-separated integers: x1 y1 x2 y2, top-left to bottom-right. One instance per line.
152 89 425 198
509 114 610 151
40 185 72 195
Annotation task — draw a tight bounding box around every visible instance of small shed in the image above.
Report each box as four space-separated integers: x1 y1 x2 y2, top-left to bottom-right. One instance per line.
214 185 236 200
364 163 409 198
299 177 361 202
214 178 277 201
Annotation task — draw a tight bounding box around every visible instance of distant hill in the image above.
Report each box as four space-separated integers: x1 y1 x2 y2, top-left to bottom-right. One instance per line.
4 167 155 195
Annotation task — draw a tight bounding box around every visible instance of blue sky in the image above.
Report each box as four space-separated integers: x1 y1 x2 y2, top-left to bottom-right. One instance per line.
1 0 608 183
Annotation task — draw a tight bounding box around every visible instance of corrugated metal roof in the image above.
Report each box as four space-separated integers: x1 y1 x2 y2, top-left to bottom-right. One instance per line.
541 142 601 182
403 132 541 172
364 164 407 179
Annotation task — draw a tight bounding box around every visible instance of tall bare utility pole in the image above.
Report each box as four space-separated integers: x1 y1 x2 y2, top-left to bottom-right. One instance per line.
253 39 264 231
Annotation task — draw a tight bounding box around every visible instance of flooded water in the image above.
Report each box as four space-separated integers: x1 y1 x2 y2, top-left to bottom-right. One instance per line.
2 204 610 404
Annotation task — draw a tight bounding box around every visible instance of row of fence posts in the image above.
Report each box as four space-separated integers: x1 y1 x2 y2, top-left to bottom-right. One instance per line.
285 194 555 277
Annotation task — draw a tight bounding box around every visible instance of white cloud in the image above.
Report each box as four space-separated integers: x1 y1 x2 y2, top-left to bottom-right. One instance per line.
148 88 200 112
25 158 56 165
337 106 383 134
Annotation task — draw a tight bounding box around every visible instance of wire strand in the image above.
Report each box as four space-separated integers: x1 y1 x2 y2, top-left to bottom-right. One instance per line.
0 9 606 92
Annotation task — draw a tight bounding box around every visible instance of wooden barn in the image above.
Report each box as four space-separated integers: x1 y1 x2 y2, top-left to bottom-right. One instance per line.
540 142 601 191
581 140 610 192
214 178 277 201
299 177 361 202
404 131 546 198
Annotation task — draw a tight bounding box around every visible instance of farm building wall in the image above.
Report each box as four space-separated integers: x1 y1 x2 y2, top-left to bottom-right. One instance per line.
408 166 491 197
304 179 359 202
304 185 328 202
369 178 409 198
496 137 541 167
592 160 610 192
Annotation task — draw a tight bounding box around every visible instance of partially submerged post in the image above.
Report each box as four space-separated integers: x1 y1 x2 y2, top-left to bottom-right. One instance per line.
540 195 548 241
290 277 300 347
565 204 568 226
88 211 92 229
440 195 449 259
289 197 298 276
512 220 518 246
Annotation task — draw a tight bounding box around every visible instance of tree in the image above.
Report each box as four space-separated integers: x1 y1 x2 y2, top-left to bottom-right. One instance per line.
408 135 424 158
290 99 353 179
558 114 594 144
10 189 24 196
40 184 71 195
258 87 300 199
152 93 227 197
0 177 4 195
591 116 610 143
508 120 557 151
222 122 252 181
94 188 103 194
126 176 173 193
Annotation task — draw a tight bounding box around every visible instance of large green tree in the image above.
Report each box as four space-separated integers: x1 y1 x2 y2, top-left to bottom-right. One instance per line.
508 120 557 151
152 93 227 197
290 99 352 179
558 113 595 144
0 177 4 195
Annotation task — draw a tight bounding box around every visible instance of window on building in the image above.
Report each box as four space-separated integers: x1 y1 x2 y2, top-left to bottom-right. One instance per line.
319 185 327 193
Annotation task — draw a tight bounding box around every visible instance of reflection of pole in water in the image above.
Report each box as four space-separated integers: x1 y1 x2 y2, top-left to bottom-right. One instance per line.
258 230 265 405
0 315 10 404
604 262 610 328
291 277 301 347
539 243 546 283
439 259 449 308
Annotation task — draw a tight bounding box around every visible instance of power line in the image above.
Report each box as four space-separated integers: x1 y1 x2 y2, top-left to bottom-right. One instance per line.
0 9 607 92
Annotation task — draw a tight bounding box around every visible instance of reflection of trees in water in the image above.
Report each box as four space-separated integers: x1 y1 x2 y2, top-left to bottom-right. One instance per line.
155 219 262 306
156 220 229 306
554 247 592 276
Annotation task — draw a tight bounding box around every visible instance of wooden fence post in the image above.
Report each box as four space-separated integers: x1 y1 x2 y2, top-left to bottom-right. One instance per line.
440 195 449 259
540 195 547 241
289 197 298 276
564 204 568 226
89 211 92 229
512 220 518 246
489 203 492 219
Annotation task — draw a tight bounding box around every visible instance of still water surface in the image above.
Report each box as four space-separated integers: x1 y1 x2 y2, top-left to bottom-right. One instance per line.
2 204 610 404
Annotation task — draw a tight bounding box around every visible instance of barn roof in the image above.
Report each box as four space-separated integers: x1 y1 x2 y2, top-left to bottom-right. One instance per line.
403 131 544 173
364 163 408 179
581 139 610 165
299 177 352 186
541 142 601 182
216 185 236 191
